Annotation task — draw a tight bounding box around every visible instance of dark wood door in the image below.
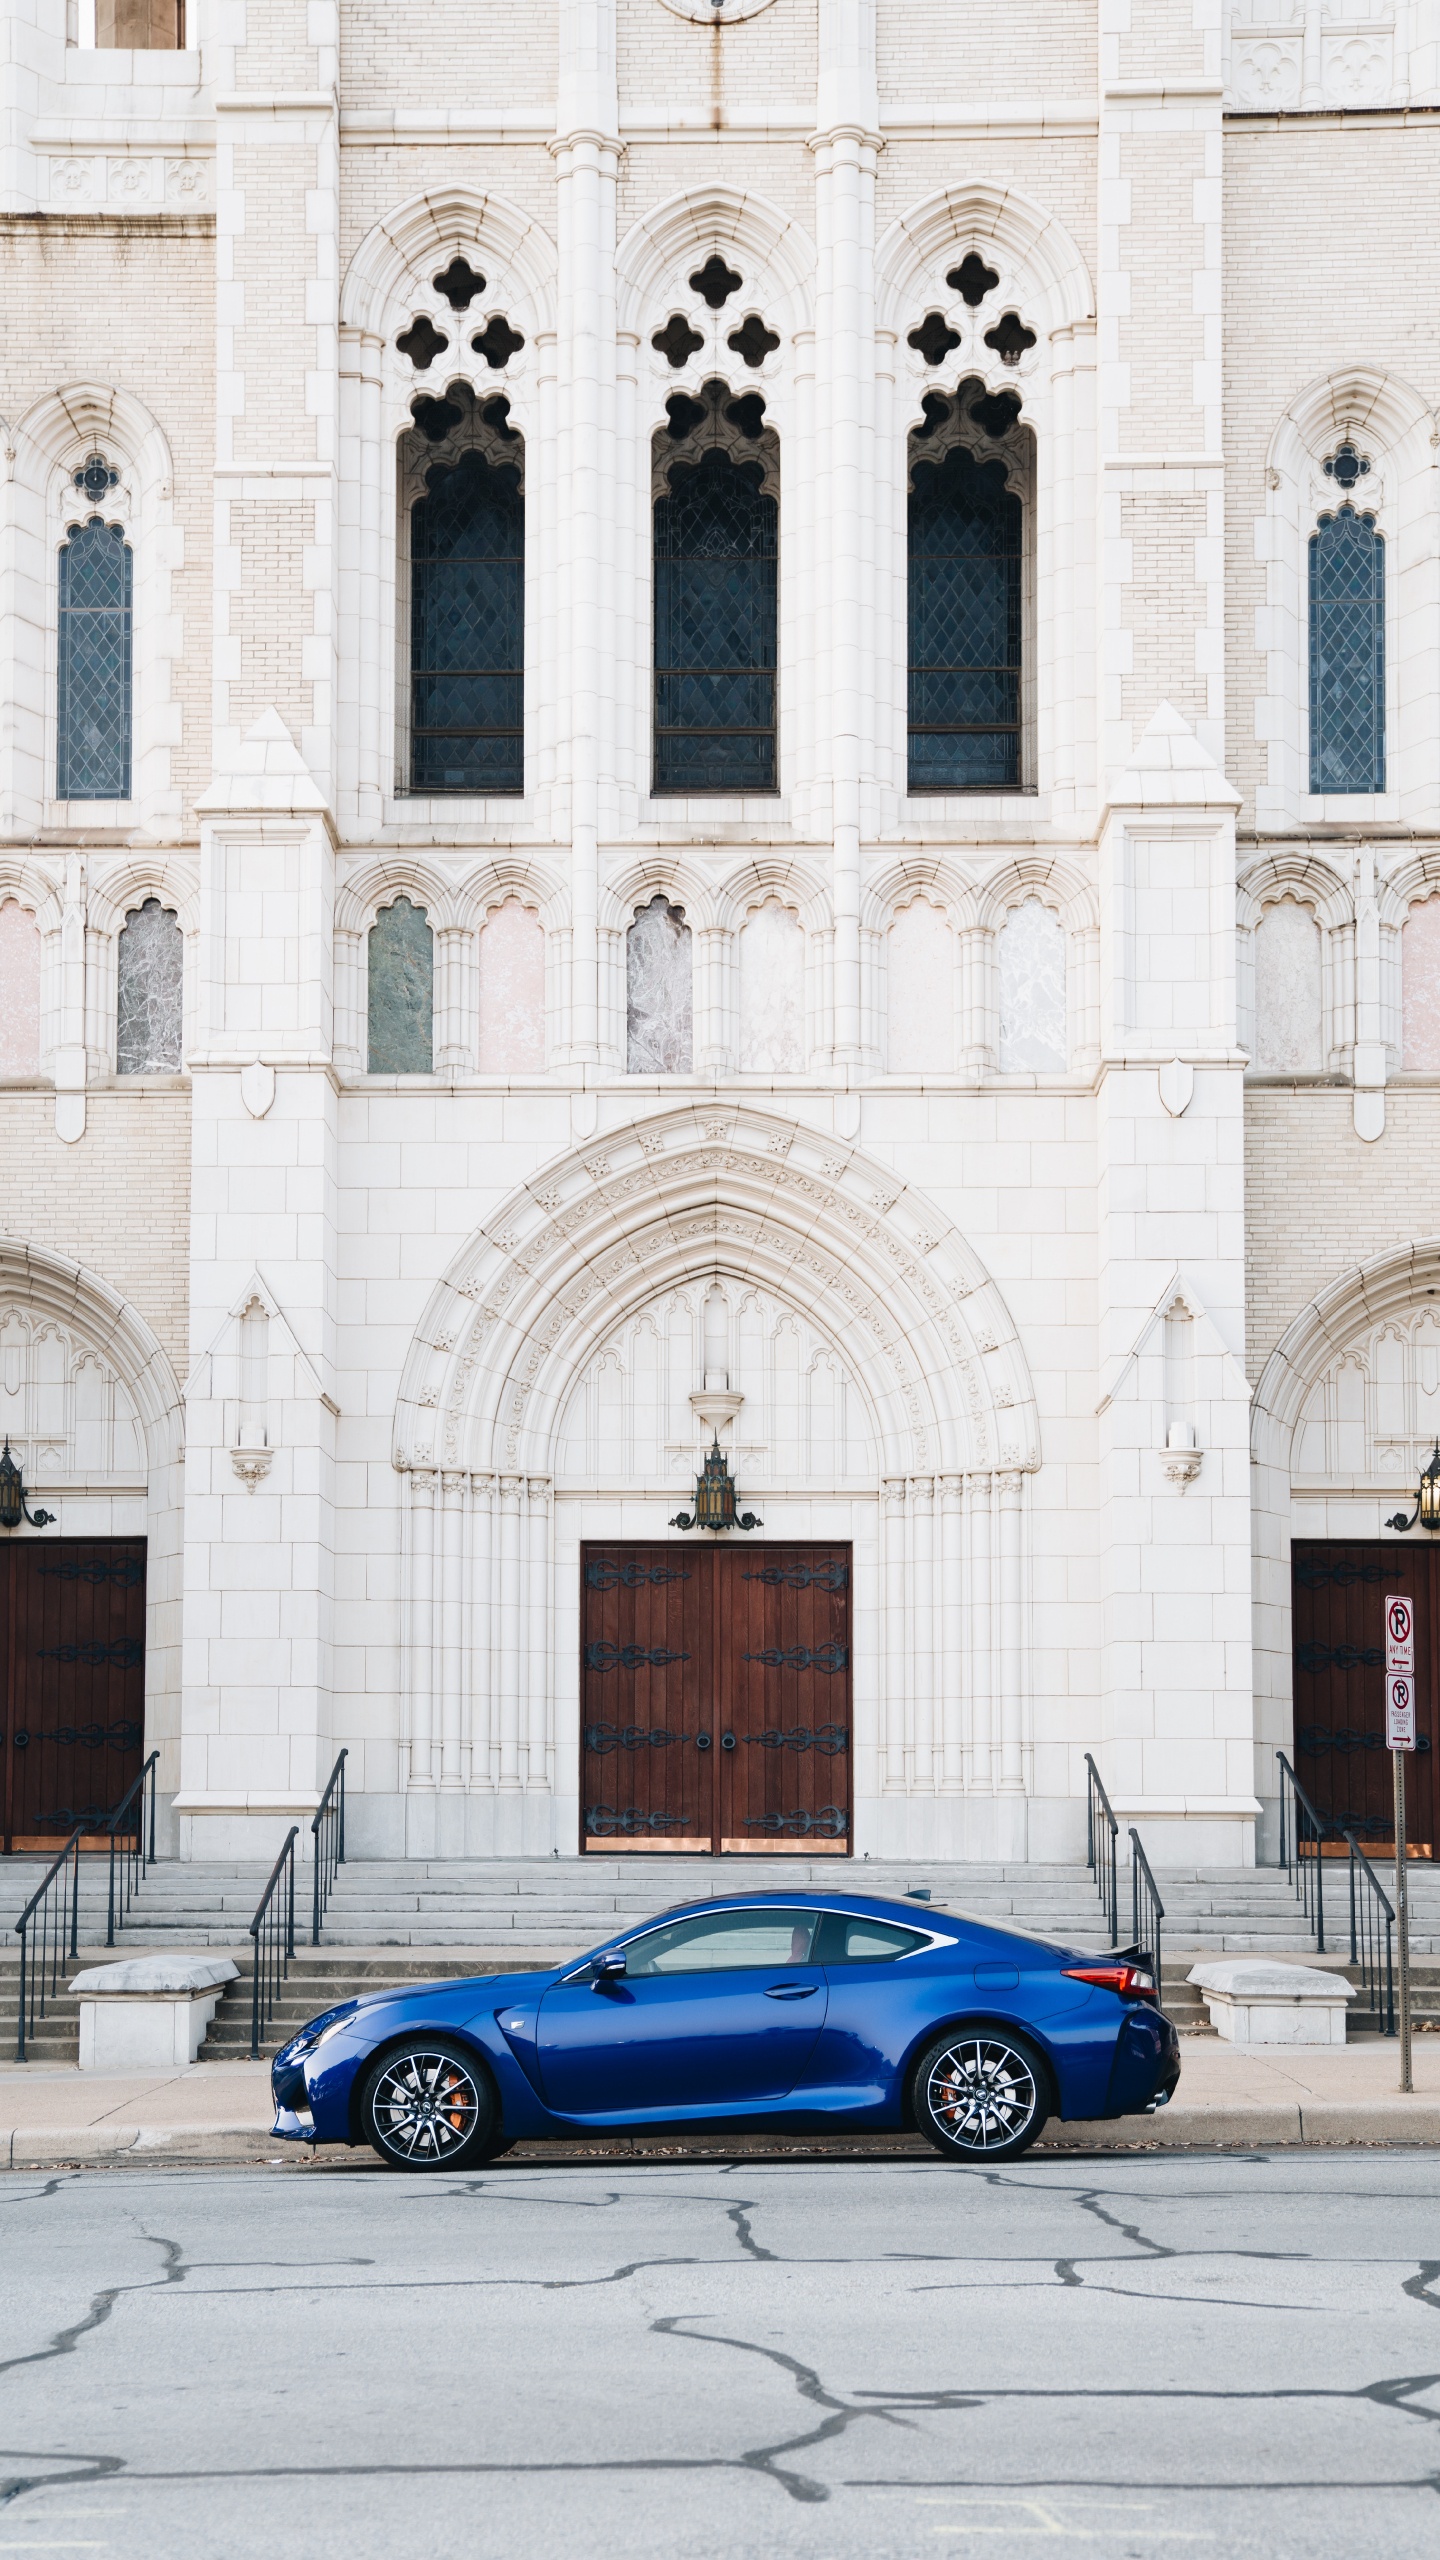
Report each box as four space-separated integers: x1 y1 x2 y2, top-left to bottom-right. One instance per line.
580 1542 852 1854
1 1540 146 1854
1291 1540 1436 1856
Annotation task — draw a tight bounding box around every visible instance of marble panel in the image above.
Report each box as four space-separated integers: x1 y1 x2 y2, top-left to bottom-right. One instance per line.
368 896 433 1075
627 895 692 1074
738 899 804 1071
116 897 182 1075
478 898 546 1073
0 900 41 1075
1253 898 1322 1075
1403 896 1440 1072
886 898 953 1073
999 898 1067 1072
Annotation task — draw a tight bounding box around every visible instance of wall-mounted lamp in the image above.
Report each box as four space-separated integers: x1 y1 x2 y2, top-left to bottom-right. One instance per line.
0 1441 55 1532
669 1436 763 1533
1385 1445 1440 1533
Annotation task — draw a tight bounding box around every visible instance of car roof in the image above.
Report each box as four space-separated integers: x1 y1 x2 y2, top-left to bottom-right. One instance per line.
623 1889 1073 1954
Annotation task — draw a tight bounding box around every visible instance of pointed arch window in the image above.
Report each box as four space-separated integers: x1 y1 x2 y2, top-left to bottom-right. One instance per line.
909 440 1023 791
404 393 524 796
1309 505 1385 794
57 513 133 801
654 388 778 794
116 897 182 1073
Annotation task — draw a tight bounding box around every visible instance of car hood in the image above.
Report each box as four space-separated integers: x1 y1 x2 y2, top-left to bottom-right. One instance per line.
345 1967 563 2014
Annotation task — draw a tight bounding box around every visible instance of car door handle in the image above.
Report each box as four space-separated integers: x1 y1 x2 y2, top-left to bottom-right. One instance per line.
763 1983 819 1999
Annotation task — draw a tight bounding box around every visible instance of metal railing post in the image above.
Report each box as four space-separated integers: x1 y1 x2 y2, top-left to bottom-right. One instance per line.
1083 1754 1121 1948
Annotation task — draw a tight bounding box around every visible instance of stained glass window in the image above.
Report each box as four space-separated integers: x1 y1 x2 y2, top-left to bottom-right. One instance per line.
368 896 434 1073
57 516 132 801
116 898 182 1073
654 447 777 794
908 444 1022 791
410 448 523 794
1309 507 1385 794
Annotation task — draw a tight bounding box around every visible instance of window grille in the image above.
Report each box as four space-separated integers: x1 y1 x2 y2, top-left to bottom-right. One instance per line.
654 447 777 794
1309 506 1385 794
908 444 1022 791
409 447 523 794
57 516 132 801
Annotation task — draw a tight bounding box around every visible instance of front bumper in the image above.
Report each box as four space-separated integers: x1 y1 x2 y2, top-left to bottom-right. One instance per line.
270 2054 316 2142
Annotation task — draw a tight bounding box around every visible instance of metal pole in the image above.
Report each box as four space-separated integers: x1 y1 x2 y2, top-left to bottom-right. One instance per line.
1394 1747 1413 2094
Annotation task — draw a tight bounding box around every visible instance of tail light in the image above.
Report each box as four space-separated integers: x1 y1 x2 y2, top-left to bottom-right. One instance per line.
1062 1962 1158 2002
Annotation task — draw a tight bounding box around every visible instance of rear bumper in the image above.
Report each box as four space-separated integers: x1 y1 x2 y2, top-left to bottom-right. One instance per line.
1103 2004 1181 2118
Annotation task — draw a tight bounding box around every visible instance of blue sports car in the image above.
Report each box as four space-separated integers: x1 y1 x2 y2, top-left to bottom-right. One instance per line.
270 1892 1179 2168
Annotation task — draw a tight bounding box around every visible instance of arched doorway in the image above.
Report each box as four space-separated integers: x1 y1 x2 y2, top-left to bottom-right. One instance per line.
0 1242 182 1852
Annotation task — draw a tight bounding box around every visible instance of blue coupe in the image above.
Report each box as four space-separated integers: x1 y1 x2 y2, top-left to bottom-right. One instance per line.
270 1892 1179 2168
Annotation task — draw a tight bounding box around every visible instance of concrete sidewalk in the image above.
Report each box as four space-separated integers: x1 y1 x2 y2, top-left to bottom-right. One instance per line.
1 2034 1438 2166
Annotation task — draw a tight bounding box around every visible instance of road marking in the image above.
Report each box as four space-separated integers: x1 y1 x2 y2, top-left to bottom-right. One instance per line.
918 2497 1213 2541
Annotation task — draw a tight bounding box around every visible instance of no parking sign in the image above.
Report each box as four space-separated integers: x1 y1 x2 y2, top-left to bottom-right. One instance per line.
1384 1593 1417 1749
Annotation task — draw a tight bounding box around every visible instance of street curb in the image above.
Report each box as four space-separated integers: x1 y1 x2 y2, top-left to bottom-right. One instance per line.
4 2100 1440 2167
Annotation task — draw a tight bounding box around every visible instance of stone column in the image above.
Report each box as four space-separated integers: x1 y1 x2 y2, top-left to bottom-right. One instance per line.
811 0 880 1065
553 0 619 1066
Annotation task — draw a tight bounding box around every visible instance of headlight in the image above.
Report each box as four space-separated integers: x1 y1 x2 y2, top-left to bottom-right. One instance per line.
274 2001 358 2066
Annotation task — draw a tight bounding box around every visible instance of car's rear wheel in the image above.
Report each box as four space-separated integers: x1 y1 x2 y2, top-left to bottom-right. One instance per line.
360 2038 501 2171
911 2027 1050 2161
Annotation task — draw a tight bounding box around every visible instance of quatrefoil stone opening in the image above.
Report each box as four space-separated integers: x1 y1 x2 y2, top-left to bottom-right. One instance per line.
654 313 706 367
397 314 450 370
727 313 781 369
690 253 743 309
983 309 1037 365
471 314 526 369
908 312 961 368
948 251 1000 308
432 256 486 311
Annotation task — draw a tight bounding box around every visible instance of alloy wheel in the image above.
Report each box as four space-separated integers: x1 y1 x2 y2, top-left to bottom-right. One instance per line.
921 2034 1041 2155
367 2047 484 2164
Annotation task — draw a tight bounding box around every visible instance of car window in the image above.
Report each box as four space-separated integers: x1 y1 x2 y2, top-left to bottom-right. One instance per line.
814 1914 929 1965
623 1909 820 1976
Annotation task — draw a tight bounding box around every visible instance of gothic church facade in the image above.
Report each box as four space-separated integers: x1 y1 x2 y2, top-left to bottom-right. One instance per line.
2 0 1439 1868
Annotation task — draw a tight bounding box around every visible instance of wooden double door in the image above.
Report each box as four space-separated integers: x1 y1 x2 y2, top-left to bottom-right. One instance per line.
580 1542 852 1853
0 1540 146 1853
1291 1539 1436 1855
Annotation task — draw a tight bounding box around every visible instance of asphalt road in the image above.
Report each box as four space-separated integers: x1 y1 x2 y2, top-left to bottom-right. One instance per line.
1 2150 1438 2559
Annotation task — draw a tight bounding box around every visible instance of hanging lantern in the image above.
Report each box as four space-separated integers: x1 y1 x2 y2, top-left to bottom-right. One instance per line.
1385 1445 1440 1534
669 1436 762 1533
0 1441 55 1533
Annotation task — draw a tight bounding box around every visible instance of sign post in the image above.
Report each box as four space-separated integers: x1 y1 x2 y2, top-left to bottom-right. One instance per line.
1384 1594 1415 2093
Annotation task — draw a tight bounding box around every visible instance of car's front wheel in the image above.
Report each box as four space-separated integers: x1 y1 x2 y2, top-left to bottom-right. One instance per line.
911 2027 1050 2161
360 2038 501 2171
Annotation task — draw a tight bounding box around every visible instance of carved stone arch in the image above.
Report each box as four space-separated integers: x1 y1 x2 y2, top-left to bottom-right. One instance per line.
1236 850 1352 935
861 855 977 936
601 859 718 937
1252 1238 1440 1475
1377 848 1440 933
616 185 816 343
1267 366 1434 481
86 859 199 943
975 853 1097 935
876 184 1095 343
14 383 174 504
714 851 829 937
393 1104 1041 1481
459 854 568 933
334 856 462 937
0 855 64 938
341 187 558 344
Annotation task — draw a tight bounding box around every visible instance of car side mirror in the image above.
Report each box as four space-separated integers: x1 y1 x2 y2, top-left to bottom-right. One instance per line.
591 1952 627 1990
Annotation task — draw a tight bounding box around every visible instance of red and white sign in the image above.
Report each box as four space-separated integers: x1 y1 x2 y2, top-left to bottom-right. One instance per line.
1385 1594 1415 1674
1386 1672 1417 1752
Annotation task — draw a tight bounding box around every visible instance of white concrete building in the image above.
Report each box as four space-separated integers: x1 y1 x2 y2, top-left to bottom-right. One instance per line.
2 0 1439 1878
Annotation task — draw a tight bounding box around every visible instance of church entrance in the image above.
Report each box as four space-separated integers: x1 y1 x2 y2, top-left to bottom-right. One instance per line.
1291 1540 1437 1856
0 1540 146 1854
580 1543 852 1853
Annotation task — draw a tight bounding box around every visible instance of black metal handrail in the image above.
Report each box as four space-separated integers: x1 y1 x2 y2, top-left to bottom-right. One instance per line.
311 1748 348 1947
13 1829 82 2063
106 1750 159 1947
1341 1827 1396 2036
1129 1828 1165 1993
249 1827 298 2061
1277 1749 1327 1952
1084 1753 1120 1948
